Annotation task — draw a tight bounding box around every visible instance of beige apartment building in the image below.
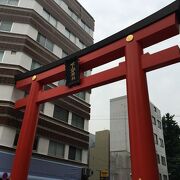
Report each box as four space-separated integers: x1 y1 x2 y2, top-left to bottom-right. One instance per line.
89 130 110 180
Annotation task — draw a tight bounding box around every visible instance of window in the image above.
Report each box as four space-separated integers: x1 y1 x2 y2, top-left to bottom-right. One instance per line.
74 92 86 100
0 21 12 32
9 0 18 5
0 50 4 62
54 0 63 6
43 9 50 21
42 9 57 27
33 136 39 151
70 33 76 43
39 103 44 112
154 106 157 112
72 113 84 129
159 174 162 180
64 28 76 43
58 79 66 86
79 40 86 49
11 50 16 54
159 138 164 147
76 148 82 162
157 120 162 129
46 39 54 51
37 33 46 46
152 116 156 125
53 0 93 37
62 50 68 58
13 133 38 151
72 12 78 22
53 105 68 123
0 0 19 6
161 156 166 166
157 154 160 164
31 60 41 70
163 175 168 180
68 8 78 23
50 15 57 27
82 22 91 34
154 133 158 144
84 71 90 77
85 24 91 34
89 29 93 37
13 132 19 147
0 0 7 5
65 28 70 39
37 33 54 52
68 146 82 162
80 19 94 37
48 140 65 158
80 21 86 30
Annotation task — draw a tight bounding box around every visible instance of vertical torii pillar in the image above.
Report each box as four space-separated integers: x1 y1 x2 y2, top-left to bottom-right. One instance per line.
126 39 158 179
11 78 42 180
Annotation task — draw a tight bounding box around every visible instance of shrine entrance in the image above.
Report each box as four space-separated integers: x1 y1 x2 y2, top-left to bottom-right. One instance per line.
11 1 180 180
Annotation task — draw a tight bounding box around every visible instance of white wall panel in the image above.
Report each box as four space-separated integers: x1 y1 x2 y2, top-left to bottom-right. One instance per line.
3 51 32 70
43 102 54 117
0 126 16 147
11 23 38 40
37 137 49 155
82 149 88 164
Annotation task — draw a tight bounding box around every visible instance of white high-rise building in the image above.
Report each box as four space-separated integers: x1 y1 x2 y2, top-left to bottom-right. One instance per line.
110 96 168 180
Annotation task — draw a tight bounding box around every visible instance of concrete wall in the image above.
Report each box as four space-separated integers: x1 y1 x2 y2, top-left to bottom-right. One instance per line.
110 151 131 180
110 96 130 152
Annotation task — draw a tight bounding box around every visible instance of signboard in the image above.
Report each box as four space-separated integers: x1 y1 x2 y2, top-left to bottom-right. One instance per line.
100 170 109 177
65 58 80 87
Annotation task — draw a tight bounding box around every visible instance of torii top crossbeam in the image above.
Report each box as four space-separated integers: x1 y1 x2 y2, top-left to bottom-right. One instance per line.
11 1 180 180
15 0 180 85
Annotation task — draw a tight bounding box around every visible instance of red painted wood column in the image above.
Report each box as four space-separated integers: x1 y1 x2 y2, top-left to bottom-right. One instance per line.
126 40 159 180
11 78 42 180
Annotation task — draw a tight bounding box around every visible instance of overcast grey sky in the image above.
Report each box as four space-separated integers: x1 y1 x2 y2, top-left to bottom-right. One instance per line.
78 0 180 134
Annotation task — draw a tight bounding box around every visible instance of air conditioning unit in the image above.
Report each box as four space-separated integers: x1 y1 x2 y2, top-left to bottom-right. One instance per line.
82 168 93 177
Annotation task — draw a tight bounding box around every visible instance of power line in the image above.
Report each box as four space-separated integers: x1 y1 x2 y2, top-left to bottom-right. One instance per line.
89 115 180 121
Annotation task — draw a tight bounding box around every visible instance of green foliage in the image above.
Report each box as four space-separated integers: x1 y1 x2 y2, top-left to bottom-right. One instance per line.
162 113 180 180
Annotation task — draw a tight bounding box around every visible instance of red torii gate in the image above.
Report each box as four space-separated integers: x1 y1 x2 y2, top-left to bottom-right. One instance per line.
11 1 180 180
